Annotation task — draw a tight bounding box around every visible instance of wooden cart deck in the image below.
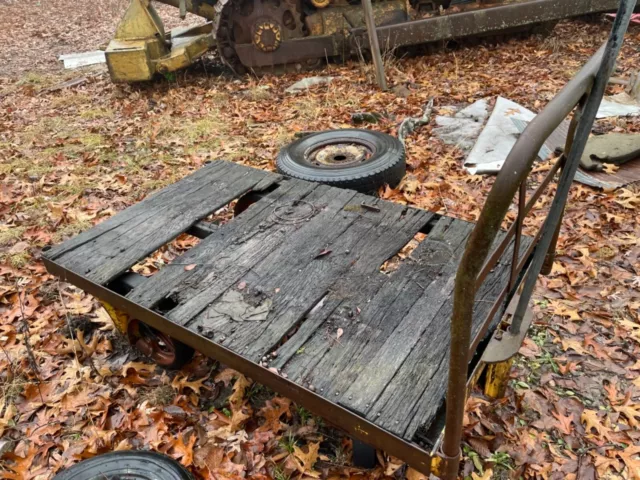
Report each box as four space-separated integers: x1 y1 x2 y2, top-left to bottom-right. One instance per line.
43 160 532 469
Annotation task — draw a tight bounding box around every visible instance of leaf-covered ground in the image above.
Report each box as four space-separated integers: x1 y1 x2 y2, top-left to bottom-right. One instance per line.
1 1 640 478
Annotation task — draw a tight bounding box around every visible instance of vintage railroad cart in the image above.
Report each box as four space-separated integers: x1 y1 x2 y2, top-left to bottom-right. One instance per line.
44 3 632 477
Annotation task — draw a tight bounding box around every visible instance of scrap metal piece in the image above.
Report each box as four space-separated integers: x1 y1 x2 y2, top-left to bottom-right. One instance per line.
59 51 106 69
481 292 534 364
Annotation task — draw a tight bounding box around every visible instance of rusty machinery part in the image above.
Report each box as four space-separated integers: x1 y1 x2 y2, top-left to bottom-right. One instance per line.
276 129 405 193
140 0 621 80
311 0 331 8
217 0 311 73
253 19 283 51
305 1 407 37
52 451 194 480
128 319 195 369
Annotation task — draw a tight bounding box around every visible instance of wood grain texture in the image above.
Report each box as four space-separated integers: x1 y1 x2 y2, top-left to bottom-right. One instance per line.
184 193 433 362
44 161 279 285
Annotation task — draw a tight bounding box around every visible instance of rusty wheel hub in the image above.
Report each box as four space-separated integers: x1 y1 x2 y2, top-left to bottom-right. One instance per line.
253 19 283 52
308 143 372 167
128 319 177 367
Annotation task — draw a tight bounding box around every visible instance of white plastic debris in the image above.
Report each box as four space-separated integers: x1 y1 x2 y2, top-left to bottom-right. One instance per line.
433 99 488 153
596 92 640 118
58 51 106 69
285 76 334 93
464 97 535 175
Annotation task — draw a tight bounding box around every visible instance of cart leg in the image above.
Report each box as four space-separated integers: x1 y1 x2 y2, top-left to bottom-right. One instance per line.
483 358 514 399
352 439 377 469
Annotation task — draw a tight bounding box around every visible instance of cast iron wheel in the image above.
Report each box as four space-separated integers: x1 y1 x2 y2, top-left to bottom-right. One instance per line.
52 450 194 480
276 129 405 193
128 319 194 370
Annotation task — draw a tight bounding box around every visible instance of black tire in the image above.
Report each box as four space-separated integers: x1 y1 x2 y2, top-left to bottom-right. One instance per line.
52 450 194 480
276 129 405 193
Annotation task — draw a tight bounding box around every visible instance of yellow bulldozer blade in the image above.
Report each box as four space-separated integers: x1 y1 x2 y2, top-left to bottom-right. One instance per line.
105 0 214 82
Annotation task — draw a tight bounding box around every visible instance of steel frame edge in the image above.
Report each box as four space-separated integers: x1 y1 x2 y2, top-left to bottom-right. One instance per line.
44 257 435 475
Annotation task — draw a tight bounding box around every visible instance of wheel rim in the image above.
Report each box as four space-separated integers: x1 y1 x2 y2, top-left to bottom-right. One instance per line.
128 320 177 367
304 139 375 169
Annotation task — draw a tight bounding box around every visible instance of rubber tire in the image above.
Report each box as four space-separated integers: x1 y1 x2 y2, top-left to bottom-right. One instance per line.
276 129 405 193
52 450 194 480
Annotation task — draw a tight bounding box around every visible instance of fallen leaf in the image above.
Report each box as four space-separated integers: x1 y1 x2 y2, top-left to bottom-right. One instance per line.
293 442 321 477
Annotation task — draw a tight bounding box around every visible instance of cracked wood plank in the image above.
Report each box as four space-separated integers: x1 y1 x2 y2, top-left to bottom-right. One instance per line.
44 161 278 285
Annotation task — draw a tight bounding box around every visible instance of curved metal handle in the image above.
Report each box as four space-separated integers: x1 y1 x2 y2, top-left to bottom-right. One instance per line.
441 0 634 474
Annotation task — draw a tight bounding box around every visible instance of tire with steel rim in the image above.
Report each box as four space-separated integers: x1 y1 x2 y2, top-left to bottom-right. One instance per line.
52 450 194 480
276 129 405 192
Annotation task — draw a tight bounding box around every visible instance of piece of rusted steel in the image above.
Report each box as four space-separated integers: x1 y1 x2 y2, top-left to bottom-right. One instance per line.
235 35 337 67
443 0 633 476
481 291 535 364
352 0 620 50
509 181 526 290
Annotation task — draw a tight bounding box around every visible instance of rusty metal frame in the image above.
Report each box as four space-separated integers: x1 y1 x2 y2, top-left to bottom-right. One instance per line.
351 0 620 50
441 1 634 478
43 257 436 475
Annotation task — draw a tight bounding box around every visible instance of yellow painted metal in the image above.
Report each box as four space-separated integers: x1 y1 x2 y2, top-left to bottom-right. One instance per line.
430 455 442 477
106 39 158 82
114 0 166 40
483 358 514 399
311 0 331 8
99 300 131 335
106 0 215 82
155 32 215 73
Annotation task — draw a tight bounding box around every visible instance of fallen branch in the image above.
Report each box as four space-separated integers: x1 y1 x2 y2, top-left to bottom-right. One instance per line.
397 97 434 144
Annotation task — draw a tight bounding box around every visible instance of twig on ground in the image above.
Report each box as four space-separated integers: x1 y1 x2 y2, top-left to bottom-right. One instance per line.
14 280 45 406
397 97 435 144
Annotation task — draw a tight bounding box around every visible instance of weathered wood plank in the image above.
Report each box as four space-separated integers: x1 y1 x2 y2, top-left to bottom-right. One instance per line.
126 178 319 308
362 235 534 439
44 161 279 285
186 196 433 362
337 219 477 415
277 216 473 398
163 184 360 329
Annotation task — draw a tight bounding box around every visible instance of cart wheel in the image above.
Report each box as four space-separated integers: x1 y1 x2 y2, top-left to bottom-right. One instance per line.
127 319 194 369
52 450 194 479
